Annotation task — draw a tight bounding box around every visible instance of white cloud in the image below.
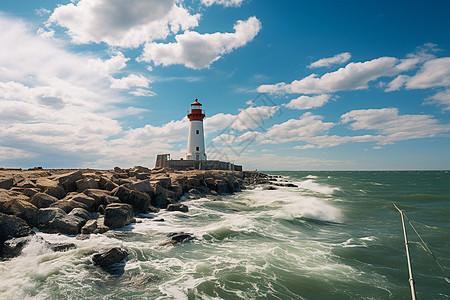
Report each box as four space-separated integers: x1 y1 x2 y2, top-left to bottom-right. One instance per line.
110 74 151 89
264 112 334 143
308 52 351 68
341 108 450 144
258 57 399 94
424 89 450 110
405 57 450 89
284 94 331 110
385 75 408 92
201 0 245 6
48 0 200 47
139 16 262 69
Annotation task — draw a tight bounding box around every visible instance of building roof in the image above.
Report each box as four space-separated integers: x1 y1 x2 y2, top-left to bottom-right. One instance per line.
191 98 202 106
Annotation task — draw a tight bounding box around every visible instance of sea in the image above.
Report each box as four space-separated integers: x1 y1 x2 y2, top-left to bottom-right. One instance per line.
1 171 449 299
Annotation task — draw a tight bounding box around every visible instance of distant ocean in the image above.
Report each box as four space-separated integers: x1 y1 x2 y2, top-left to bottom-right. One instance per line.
1 171 449 299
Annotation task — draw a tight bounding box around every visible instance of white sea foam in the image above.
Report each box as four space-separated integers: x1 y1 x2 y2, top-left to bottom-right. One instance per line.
294 179 340 195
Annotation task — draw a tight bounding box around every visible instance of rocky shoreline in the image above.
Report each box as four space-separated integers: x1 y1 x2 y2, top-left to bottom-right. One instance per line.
0 166 270 265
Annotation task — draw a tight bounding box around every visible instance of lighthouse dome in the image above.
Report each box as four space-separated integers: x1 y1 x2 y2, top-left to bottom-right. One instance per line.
191 98 202 106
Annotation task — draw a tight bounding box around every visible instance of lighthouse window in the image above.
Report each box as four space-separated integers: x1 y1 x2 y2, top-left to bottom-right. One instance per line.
196 147 199 151
196 130 199 134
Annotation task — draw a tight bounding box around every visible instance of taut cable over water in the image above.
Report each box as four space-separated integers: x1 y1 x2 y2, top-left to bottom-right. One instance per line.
393 203 450 300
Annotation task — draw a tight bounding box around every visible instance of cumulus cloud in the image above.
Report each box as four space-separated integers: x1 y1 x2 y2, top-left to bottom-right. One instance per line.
258 57 399 94
139 16 262 69
48 0 200 47
201 0 245 6
264 112 334 143
109 74 155 96
308 52 351 68
405 57 450 89
341 108 450 144
284 94 331 110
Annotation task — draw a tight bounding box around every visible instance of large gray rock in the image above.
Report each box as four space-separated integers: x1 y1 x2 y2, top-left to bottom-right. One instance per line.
50 193 96 213
150 175 171 189
68 208 91 221
104 203 134 229
35 178 66 199
111 186 152 213
92 247 128 267
0 213 33 255
54 171 83 192
167 204 189 213
128 180 154 196
37 207 86 235
30 192 58 208
81 219 97 234
83 189 114 206
0 198 38 227
76 178 99 192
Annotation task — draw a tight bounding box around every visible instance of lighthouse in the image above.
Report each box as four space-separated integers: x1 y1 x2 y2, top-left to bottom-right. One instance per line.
186 98 207 161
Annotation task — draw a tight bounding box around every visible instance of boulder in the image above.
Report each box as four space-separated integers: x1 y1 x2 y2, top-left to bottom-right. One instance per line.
167 204 189 213
76 178 99 192
151 184 175 208
13 175 35 189
215 180 228 194
150 175 171 189
0 198 38 227
0 213 33 255
37 207 86 235
10 187 40 197
48 242 76 252
2 235 42 259
0 178 13 190
111 186 152 213
68 208 91 221
92 247 128 267
35 178 66 199
135 173 150 180
104 203 134 229
51 193 96 213
128 181 154 197
204 178 216 191
30 192 58 208
53 171 83 192
162 232 193 245
81 219 97 234
98 177 118 191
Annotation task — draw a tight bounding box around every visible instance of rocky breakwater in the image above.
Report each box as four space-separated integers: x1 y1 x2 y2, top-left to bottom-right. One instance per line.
0 166 253 259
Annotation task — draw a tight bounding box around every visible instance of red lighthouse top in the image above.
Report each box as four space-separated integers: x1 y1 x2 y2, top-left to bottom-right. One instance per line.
191 98 202 106
188 98 205 121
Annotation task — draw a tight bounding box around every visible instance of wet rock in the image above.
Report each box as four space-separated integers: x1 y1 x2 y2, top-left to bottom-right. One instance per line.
35 178 66 199
0 213 33 255
163 232 194 245
215 179 228 194
0 198 38 227
151 175 171 189
81 219 97 234
54 171 83 193
76 178 99 192
30 192 58 208
92 247 128 267
128 180 154 197
167 203 189 213
3 235 42 259
48 242 76 252
153 218 165 222
263 185 277 190
273 182 298 188
37 207 86 235
104 203 134 229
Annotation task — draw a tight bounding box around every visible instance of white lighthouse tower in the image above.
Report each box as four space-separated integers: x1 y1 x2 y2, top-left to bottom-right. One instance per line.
186 98 207 161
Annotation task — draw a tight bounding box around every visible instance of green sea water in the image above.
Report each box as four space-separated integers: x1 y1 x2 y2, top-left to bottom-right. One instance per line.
0 171 449 299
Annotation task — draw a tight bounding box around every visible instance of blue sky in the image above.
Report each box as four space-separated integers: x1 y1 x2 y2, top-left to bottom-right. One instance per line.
0 0 449 170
